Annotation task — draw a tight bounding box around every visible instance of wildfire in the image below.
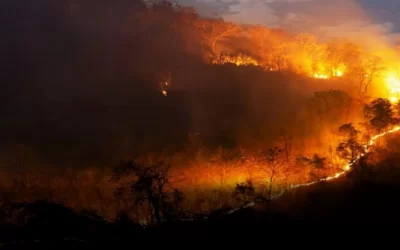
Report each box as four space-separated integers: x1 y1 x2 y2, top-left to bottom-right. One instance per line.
289 126 400 189
234 57 259 66
385 73 400 103
312 69 344 79
222 126 400 214
313 73 329 79
212 53 259 67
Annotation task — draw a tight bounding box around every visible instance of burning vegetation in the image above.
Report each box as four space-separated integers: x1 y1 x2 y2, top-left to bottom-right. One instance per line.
2 0 400 229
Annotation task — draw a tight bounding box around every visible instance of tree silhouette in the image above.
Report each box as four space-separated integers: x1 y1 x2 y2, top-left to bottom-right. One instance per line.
196 19 241 57
302 154 327 169
111 160 182 225
258 147 285 199
353 55 384 101
336 123 364 162
298 154 328 179
338 123 359 139
232 180 255 207
364 98 394 133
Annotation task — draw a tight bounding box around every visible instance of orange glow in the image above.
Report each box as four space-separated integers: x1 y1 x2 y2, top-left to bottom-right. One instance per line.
162 90 167 96
390 96 398 103
312 64 345 79
193 14 400 99
385 72 400 102
313 73 329 79
282 126 400 191
174 126 400 200
386 75 400 91
212 54 259 67
212 51 348 80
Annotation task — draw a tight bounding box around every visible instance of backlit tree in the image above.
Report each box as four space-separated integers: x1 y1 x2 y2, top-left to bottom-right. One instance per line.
364 98 394 133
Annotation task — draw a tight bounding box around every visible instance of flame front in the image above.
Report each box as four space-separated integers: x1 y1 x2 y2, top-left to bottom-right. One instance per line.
288 126 400 190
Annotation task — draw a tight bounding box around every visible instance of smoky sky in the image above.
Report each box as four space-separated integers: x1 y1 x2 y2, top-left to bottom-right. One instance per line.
183 0 399 45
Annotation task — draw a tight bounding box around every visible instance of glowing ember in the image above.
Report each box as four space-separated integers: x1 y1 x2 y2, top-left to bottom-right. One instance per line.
162 90 167 96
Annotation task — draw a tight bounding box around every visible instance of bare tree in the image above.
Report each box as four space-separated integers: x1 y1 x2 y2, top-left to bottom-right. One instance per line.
111 160 182 225
196 19 241 56
239 148 257 182
270 43 291 71
280 128 293 164
259 147 285 199
208 147 238 189
352 55 384 101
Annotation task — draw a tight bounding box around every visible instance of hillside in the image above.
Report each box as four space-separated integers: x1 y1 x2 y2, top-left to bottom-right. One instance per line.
2 0 400 247
2 143 400 249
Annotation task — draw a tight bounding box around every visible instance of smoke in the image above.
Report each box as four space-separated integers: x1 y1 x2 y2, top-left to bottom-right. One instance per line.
191 0 398 50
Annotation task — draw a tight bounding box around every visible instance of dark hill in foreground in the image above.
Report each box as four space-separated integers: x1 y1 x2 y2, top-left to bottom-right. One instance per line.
3 154 400 248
